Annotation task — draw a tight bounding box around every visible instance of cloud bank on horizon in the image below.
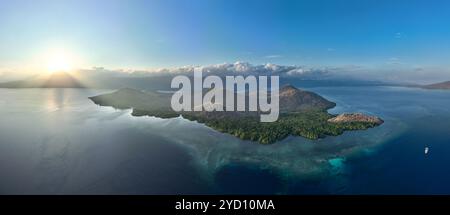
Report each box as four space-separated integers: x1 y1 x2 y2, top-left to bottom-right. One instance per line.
129 62 330 78
67 62 450 84
1 61 450 85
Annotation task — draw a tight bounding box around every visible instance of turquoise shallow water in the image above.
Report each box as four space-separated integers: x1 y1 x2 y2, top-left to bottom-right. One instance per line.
0 86 449 194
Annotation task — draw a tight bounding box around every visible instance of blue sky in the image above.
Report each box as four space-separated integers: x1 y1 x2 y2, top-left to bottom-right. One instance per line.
1 0 450 71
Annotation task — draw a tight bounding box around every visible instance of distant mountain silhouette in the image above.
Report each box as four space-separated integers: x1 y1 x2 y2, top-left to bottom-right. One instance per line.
422 81 450 89
0 72 84 88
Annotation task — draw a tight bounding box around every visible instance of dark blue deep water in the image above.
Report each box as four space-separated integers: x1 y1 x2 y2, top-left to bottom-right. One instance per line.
0 86 449 194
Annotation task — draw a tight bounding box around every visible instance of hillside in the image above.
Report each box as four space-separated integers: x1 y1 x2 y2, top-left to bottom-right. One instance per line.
279 85 336 112
90 86 382 144
422 81 450 90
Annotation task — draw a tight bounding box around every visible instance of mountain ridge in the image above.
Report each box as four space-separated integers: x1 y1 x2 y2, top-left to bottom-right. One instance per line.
422 81 450 89
0 72 85 88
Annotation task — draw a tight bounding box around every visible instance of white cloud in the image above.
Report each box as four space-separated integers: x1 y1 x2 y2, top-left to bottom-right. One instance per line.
386 57 402 65
264 55 282 59
120 61 333 79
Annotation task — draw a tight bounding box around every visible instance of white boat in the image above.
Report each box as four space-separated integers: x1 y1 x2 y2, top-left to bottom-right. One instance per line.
425 147 429 155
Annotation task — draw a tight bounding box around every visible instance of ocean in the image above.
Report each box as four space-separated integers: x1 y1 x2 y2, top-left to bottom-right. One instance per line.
0 86 449 194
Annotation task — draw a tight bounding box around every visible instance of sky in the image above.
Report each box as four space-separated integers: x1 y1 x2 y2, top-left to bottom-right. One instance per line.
1 0 450 80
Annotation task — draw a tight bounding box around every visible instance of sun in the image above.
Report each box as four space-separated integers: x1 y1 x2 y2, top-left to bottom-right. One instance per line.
47 55 72 73
44 48 76 74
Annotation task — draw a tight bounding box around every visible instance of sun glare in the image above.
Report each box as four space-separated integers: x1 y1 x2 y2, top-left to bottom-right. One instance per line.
44 48 77 74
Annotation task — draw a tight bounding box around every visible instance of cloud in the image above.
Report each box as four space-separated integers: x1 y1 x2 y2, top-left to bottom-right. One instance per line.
264 55 283 59
0 68 34 82
386 57 402 65
117 61 334 80
5 61 448 86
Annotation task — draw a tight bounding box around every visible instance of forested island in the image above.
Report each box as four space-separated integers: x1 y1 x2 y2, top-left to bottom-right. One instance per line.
90 86 383 144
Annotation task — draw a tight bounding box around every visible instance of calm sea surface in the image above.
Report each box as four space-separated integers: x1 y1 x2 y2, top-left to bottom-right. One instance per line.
0 86 449 194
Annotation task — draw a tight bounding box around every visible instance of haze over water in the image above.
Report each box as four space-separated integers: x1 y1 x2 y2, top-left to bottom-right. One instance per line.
0 86 449 194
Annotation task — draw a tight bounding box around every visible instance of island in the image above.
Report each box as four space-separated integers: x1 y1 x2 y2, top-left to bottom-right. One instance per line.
89 85 383 144
421 81 450 90
328 113 384 124
0 72 85 88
